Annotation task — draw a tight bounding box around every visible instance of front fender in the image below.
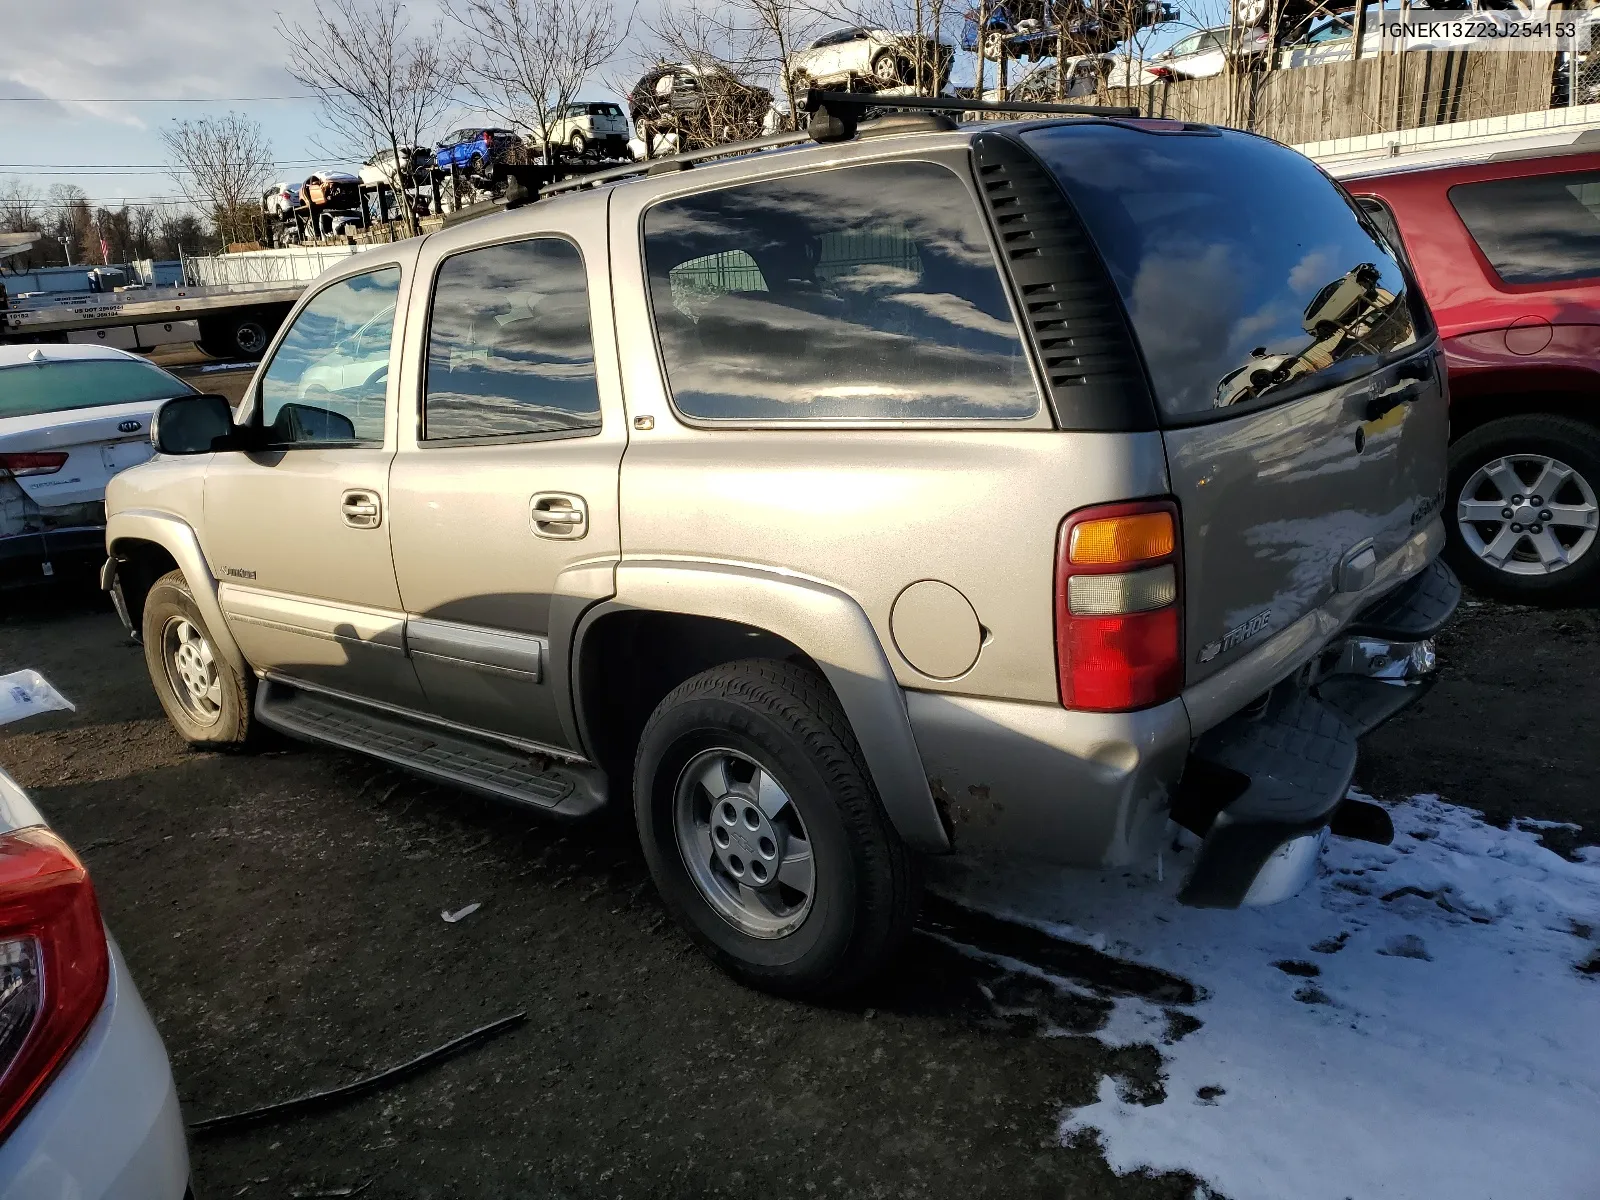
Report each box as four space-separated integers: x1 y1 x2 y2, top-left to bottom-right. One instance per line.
106 508 246 676
607 560 950 854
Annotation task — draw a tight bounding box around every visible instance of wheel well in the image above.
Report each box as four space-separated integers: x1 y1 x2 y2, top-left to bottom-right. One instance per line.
575 610 824 794
1450 392 1600 442
110 539 179 636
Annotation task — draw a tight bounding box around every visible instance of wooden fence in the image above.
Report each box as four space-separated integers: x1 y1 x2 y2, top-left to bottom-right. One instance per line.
1106 50 1559 144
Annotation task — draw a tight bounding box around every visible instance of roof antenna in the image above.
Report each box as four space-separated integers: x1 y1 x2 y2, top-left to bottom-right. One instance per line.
27 347 45 362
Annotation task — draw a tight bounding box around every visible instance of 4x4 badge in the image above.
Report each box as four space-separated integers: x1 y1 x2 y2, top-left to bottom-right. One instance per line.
1198 609 1272 663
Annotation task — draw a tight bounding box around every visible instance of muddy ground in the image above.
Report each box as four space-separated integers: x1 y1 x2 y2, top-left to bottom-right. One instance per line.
1 457 1595 1198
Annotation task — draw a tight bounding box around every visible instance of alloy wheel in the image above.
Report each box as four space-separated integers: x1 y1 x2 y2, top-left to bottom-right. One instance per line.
673 747 815 939
1456 453 1600 576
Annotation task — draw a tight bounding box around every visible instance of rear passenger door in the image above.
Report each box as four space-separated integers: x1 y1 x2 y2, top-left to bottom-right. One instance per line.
387 208 625 752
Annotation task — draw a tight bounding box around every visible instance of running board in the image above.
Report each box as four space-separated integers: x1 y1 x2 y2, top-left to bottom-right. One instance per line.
255 679 607 818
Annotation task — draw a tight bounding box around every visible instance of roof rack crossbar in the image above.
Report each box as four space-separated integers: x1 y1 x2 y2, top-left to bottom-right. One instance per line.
804 88 1139 120
538 131 812 199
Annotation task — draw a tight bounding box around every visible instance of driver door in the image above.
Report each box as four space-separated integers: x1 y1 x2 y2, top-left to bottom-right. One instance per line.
202 253 425 706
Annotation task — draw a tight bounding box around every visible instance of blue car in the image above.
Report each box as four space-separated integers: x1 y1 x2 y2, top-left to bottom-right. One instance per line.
434 127 519 177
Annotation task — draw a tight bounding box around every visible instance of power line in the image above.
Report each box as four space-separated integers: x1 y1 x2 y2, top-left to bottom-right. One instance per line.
0 95 316 103
0 160 331 169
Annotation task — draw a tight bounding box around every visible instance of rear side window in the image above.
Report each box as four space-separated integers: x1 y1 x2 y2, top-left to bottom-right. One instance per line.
0 358 190 419
1022 124 1420 422
1449 171 1600 285
423 237 600 441
642 161 1039 421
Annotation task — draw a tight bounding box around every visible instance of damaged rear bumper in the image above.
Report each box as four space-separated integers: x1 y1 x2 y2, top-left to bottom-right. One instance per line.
1175 558 1460 908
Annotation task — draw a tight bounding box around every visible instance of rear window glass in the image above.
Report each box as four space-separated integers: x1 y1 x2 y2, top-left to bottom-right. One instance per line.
0 358 191 419
642 161 1039 421
1448 170 1600 285
587 103 622 116
1022 124 1420 421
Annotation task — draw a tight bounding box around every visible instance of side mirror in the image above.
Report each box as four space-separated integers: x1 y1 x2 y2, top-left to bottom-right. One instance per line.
269 403 357 443
153 394 237 455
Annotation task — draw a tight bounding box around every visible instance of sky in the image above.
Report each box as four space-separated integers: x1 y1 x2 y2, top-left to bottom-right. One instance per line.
0 0 1200 218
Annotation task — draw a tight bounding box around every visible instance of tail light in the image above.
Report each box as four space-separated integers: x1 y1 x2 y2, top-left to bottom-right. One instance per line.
1055 499 1183 712
0 827 109 1141
1147 65 1174 79
0 453 68 477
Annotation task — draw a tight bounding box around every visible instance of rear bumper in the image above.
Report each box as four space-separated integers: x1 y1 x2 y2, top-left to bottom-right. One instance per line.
908 557 1459 902
0 525 106 586
0 937 189 1200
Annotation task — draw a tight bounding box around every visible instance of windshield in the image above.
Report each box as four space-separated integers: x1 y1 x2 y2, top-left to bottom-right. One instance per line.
1022 123 1420 422
0 357 193 419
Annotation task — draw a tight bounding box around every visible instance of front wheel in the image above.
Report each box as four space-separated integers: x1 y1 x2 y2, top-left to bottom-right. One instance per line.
634 659 920 999
142 570 259 747
1445 414 1600 605
871 52 904 85
568 131 587 158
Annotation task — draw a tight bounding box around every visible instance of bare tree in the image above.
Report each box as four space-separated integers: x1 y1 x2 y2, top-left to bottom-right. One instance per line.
161 112 274 249
449 0 635 165
0 179 42 235
279 0 458 236
822 0 960 99
743 0 826 125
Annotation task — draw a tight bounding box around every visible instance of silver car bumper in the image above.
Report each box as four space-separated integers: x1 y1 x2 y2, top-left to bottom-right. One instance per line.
0 937 189 1200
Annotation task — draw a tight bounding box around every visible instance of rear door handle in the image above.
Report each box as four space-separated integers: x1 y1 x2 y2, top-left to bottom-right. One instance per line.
341 489 382 529
530 492 588 539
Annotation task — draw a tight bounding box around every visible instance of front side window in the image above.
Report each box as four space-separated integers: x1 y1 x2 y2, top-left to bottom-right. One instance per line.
642 161 1039 421
423 237 600 441
1449 171 1600 285
1023 123 1419 422
259 267 400 446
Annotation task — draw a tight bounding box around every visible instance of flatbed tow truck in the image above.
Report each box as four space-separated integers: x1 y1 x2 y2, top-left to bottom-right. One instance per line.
0 277 304 360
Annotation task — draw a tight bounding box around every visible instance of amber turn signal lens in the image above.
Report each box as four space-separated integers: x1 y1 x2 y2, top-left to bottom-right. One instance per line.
1068 512 1175 566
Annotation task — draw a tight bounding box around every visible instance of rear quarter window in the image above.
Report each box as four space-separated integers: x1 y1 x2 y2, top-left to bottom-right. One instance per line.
1022 124 1421 423
1448 170 1600 285
642 160 1039 421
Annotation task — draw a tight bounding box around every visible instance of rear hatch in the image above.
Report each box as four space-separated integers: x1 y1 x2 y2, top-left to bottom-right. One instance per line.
0 401 158 511
587 103 628 134
1021 122 1447 685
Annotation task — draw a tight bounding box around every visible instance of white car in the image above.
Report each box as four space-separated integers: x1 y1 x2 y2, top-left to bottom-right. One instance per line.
0 345 196 587
0 766 189 1198
533 101 632 160
784 26 955 93
359 145 432 189
1140 25 1269 81
262 181 301 217
1278 8 1522 68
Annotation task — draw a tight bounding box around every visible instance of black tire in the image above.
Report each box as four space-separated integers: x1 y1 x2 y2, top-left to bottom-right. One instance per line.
634 659 920 999
199 314 269 360
1444 413 1600 606
142 569 258 748
568 131 587 158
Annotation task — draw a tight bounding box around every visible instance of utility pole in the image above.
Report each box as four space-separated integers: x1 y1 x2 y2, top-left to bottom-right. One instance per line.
57 235 72 266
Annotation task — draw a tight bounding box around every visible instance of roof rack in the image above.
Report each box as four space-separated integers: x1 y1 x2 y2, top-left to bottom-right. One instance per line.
802 88 1138 142
534 131 812 201
519 91 1139 208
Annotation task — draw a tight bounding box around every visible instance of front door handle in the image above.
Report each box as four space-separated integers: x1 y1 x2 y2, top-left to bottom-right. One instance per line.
341 489 382 529
530 492 588 540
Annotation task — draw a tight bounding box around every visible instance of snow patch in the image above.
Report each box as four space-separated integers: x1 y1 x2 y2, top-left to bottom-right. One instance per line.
937 793 1600 1200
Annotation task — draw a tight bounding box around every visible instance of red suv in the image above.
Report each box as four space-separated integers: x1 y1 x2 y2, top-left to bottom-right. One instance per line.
1342 145 1600 604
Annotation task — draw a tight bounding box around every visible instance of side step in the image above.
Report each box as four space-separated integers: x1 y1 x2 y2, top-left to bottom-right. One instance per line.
256 679 607 819
1348 558 1461 640
1174 689 1358 909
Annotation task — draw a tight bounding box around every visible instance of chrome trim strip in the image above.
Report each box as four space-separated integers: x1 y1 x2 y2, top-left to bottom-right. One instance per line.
257 670 588 763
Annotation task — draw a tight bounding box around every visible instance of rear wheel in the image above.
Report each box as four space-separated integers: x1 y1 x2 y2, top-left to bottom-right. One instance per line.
872 52 904 84
634 659 920 999
199 314 270 360
1445 414 1600 605
142 570 258 747
568 131 587 158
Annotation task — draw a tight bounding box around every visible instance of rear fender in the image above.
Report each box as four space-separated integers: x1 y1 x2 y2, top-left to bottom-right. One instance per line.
600 560 950 854
106 509 246 676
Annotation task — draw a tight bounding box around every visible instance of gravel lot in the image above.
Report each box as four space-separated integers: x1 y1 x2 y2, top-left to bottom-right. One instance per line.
2 417 1594 1199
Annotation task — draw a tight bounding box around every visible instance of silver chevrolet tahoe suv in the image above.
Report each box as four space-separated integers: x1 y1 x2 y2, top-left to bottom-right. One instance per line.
103 108 1459 997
